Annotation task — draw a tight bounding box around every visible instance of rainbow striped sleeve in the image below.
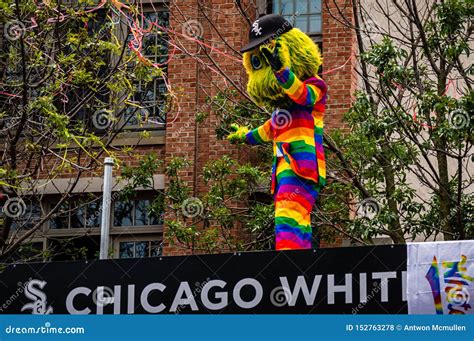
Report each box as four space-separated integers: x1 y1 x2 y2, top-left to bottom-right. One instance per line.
245 118 273 145
275 67 325 107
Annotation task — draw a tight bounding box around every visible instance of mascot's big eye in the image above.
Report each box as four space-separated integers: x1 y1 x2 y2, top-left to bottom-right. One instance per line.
251 54 262 70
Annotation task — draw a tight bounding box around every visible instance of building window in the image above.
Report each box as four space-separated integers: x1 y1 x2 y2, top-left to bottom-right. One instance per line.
6 241 44 263
124 9 169 129
64 9 110 131
50 196 102 229
119 240 162 258
114 199 162 227
48 236 101 261
5 199 42 231
271 0 322 36
49 196 163 229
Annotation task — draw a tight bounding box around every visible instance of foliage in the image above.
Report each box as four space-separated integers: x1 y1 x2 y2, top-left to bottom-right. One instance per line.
323 0 473 243
0 0 167 262
122 154 271 253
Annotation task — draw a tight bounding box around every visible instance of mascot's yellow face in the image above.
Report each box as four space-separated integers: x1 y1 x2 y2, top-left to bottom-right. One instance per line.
243 28 322 108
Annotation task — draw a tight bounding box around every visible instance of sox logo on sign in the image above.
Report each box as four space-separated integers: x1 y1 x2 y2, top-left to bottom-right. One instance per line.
21 279 53 314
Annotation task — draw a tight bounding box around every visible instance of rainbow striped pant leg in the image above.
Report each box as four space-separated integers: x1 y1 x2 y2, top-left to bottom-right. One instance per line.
274 158 319 250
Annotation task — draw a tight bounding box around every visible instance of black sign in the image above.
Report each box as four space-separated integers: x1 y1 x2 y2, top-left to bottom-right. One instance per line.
0 245 407 314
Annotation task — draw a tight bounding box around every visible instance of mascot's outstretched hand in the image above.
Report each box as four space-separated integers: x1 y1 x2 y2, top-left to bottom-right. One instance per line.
227 123 249 144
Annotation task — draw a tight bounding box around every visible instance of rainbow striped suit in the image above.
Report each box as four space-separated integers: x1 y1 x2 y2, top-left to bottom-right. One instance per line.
245 67 327 250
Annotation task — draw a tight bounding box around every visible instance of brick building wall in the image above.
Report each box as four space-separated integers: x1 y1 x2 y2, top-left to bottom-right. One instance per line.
163 0 251 255
162 0 357 255
322 0 357 131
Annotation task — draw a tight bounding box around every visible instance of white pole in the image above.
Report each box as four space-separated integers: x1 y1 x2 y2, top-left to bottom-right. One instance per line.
100 157 114 260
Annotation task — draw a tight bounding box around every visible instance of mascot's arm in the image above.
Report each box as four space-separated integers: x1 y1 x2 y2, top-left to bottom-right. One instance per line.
227 120 273 145
245 118 273 145
261 40 327 107
274 68 326 107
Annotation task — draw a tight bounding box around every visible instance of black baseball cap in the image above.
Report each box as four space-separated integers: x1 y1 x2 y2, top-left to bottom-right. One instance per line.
240 14 293 53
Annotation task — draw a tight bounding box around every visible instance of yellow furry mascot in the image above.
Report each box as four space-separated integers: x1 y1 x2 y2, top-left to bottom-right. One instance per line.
228 14 327 250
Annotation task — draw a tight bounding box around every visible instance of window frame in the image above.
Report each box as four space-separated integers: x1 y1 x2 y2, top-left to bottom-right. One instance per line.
264 0 322 42
118 5 170 131
46 192 164 230
117 239 163 259
113 197 163 228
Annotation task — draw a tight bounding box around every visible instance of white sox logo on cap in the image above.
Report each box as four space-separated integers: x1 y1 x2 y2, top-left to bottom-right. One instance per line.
251 20 262 36
241 14 292 52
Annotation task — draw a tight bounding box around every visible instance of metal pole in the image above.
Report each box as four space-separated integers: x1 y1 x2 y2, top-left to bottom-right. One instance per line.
100 157 114 260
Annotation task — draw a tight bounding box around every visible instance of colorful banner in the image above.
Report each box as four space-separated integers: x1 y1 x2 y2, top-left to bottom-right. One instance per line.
407 240 474 314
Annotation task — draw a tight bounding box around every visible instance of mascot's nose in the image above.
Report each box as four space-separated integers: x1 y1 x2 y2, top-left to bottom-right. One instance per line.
240 14 293 53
